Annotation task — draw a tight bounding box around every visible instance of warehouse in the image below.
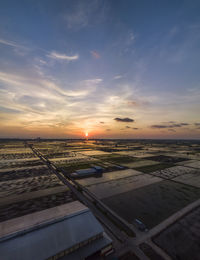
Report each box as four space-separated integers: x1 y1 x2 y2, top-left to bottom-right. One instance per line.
71 166 103 179
0 201 113 260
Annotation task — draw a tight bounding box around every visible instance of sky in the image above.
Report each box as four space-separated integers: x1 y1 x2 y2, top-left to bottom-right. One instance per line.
0 0 200 139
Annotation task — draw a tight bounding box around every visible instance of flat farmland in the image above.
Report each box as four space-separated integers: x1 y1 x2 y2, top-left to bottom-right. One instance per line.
102 180 200 228
85 174 162 199
77 169 143 187
153 206 200 260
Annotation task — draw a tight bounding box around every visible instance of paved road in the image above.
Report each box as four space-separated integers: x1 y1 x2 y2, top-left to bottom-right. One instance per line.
28 142 200 260
133 198 200 246
28 143 150 259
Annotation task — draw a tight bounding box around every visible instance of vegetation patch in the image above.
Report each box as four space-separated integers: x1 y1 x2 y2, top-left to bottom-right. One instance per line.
135 163 174 173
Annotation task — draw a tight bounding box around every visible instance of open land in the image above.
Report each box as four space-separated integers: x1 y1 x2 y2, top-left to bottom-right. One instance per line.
0 138 200 259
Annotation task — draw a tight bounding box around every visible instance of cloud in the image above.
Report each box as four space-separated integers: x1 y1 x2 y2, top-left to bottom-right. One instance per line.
114 117 134 122
194 123 200 126
0 38 20 48
106 129 111 131
90 50 100 59
113 75 123 80
151 122 189 129
126 126 130 128
127 100 138 106
0 38 29 56
63 0 108 30
132 128 138 130
168 129 176 132
100 121 104 124
48 51 79 61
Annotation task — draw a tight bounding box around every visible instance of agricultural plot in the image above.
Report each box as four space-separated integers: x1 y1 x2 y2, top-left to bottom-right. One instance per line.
77 150 110 156
0 191 73 222
0 166 50 182
0 152 36 160
119 159 160 168
178 160 200 169
135 163 174 173
145 155 189 163
102 180 200 228
56 160 102 174
153 206 200 260
86 174 162 199
0 158 43 169
77 169 142 187
173 171 200 188
98 155 140 165
149 165 197 179
113 151 156 158
0 175 64 198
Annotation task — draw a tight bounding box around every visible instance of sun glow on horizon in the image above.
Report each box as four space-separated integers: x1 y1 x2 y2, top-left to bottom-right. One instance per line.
85 132 88 137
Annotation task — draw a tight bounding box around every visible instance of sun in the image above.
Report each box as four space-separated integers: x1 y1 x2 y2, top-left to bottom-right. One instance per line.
85 132 88 137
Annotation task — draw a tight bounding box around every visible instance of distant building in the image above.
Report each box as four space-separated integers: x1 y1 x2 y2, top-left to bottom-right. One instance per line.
0 201 113 260
71 166 103 179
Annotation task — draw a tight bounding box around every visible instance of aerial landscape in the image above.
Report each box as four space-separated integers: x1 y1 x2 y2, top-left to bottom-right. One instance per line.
0 0 200 259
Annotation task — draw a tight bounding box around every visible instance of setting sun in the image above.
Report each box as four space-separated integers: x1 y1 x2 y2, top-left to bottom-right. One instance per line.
85 132 88 137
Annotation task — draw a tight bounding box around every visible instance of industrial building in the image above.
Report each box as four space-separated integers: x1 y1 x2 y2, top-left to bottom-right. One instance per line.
0 201 113 260
71 166 103 179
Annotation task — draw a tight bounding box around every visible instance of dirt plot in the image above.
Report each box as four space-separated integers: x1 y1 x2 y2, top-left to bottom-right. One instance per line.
120 159 160 168
86 174 162 199
0 175 64 198
0 191 74 222
77 150 110 156
135 163 173 173
173 172 200 188
145 155 188 163
0 167 51 182
98 155 139 165
0 148 32 154
0 159 43 169
176 159 197 166
150 165 197 179
57 161 102 174
0 152 36 160
139 243 164 260
178 160 200 169
77 169 142 187
153 206 200 260
113 151 156 158
102 180 200 229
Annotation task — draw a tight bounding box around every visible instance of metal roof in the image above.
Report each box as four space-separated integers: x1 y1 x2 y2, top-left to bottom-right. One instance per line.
0 202 106 260
61 232 112 260
76 168 96 175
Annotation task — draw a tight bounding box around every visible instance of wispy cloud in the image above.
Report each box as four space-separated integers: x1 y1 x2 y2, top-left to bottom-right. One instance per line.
0 38 30 56
90 50 100 59
151 122 189 129
113 75 123 80
48 51 79 61
63 0 109 30
0 38 21 48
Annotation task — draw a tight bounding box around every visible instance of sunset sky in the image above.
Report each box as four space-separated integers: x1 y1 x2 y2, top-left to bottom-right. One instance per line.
0 0 200 139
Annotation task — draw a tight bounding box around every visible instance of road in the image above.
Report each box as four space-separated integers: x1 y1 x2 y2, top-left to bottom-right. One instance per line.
27 142 200 260
27 142 149 259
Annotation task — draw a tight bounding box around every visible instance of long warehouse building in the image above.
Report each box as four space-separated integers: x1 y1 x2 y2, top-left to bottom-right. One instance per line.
0 201 113 260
